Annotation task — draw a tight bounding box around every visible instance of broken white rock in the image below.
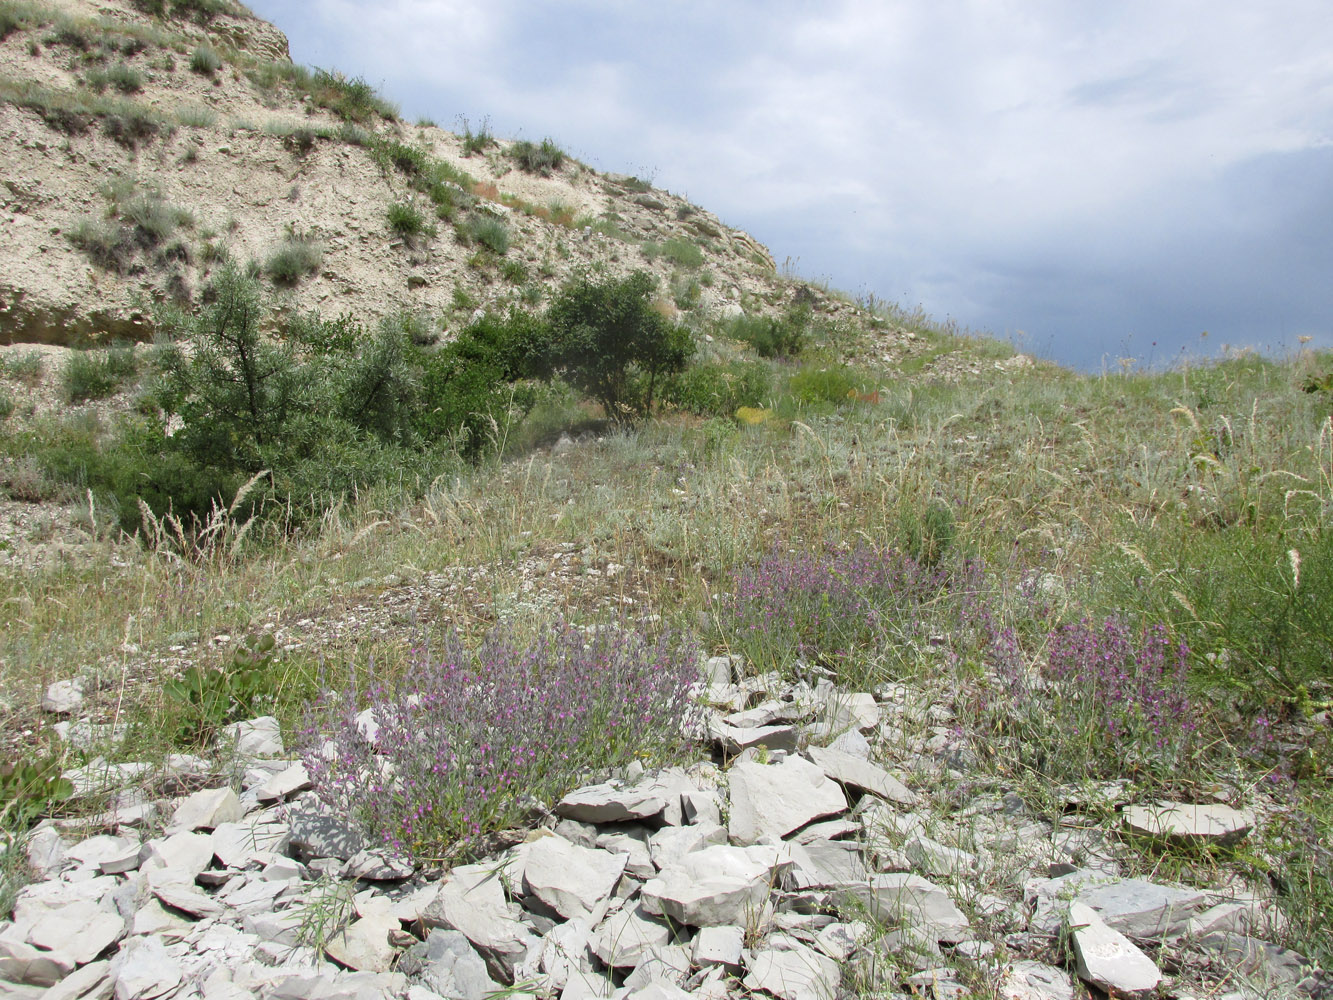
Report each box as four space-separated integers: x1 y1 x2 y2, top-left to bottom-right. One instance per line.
727 756 848 845
805 745 919 806
109 936 181 1000
255 762 313 803
707 718 799 756
744 936 840 1000
220 716 283 757
421 863 539 981
25 898 125 965
522 835 627 920
556 782 667 824
42 679 85 714
691 925 744 970
1122 801 1255 845
1027 872 1207 940
1068 901 1161 994
324 909 401 973
999 961 1075 1000
590 902 671 968
837 873 971 943
641 843 791 927
168 786 243 833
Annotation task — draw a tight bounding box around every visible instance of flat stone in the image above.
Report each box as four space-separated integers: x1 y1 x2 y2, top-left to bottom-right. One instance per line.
540 914 595 989
999 961 1075 1000
828 692 879 733
130 897 193 937
624 943 690 991
1027 872 1207 940
212 820 290 868
590 902 671 968
555 782 668 824
342 849 414 881
66 834 136 868
680 790 722 827
837 874 970 942
641 843 790 927
647 823 728 871
168 786 243 833
744 936 840 1000
805 745 919 806
708 718 799 755
701 656 736 686
149 875 225 919
723 700 813 729
26 899 125 964
0 936 74 987
25 827 68 879
44 959 111 1000
410 929 500 1000
325 911 400 973
523 836 627 920
421 863 539 982
1123 801 1255 845
109 936 181 1000
728 757 848 845
1194 933 1310 985
813 921 869 962
1068 901 1161 994
626 984 693 1000
42 679 85 714
904 834 977 877
140 832 215 877
691 925 744 970
255 762 312 802
286 797 366 861
783 839 866 889
595 831 655 878
220 716 283 757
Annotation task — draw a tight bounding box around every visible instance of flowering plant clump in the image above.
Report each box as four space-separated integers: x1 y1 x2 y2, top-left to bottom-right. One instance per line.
721 542 963 683
983 615 1200 783
301 621 698 861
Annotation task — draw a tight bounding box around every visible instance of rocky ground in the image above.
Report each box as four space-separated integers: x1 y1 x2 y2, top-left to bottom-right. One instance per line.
1 654 1320 1000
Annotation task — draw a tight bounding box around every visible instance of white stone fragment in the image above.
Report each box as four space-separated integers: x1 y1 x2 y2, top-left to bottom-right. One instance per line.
727 756 848 845
1068 901 1161 993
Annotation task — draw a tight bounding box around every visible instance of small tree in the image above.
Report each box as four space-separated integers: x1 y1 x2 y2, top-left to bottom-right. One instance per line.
540 271 692 421
155 262 305 474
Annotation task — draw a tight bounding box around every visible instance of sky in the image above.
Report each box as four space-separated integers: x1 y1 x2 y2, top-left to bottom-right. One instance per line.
244 1 1333 371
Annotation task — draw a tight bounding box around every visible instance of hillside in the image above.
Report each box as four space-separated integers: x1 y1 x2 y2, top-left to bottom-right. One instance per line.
0 0 806 347
1 2 1332 1000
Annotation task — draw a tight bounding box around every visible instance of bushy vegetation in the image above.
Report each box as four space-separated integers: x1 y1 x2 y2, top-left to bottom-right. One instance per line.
508 137 565 175
460 212 509 255
189 44 221 74
727 305 810 359
60 344 139 403
644 237 704 269
386 201 435 239
264 231 323 285
84 62 144 95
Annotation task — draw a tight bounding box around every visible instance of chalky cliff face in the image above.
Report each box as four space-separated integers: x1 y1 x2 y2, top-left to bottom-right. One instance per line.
0 0 782 346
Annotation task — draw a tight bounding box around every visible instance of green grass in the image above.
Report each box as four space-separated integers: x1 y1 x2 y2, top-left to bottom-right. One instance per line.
643 237 704 269
60 344 139 403
386 201 435 239
84 62 144 94
264 232 323 285
508 137 565 174
188 44 221 74
461 213 510 255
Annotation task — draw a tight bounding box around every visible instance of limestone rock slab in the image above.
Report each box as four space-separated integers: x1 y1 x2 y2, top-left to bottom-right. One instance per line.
522 836 627 920
728 757 848 845
1068 901 1161 994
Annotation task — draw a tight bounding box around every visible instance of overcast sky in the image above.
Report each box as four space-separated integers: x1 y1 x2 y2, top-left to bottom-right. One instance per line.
245 1 1333 371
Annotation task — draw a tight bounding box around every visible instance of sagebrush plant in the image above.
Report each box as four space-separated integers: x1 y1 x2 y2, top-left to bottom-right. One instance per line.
509 137 565 175
61 343 138 403
264 231 323 285
460 212 510 255
301 621 699 860
189 44 221 74
386 201 435 240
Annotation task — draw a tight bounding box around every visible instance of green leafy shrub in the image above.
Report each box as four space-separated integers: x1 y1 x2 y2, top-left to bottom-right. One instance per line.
102 104 164 148
459 115 493 155
373 138 428 177
728 305 809 359
644 237 703 269
0 389 13 423
500 259 528 284
85 62 144 94
1 755 73 830
509 138 565 175
164 633 279 746
666 360 771 417
61 344 138 403
537 271 694 421
461 213 510 255
265 232 322 285
386 201 435 239
308 68 396 123
189 44 221 74
788 364 859 406
0 351 45 384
